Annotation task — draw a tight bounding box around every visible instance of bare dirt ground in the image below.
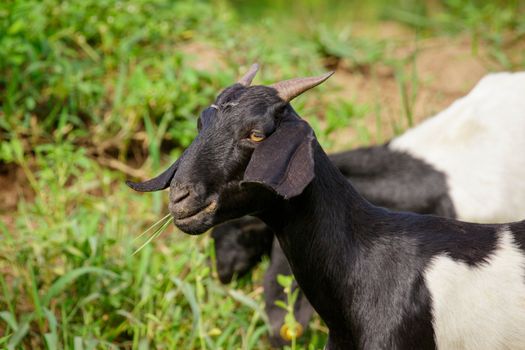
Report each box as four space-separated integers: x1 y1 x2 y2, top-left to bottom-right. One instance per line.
179 41 227 71
327 35 491 150
0 163 29 231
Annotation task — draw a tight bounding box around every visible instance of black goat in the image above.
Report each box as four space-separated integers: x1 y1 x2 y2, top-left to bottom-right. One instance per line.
212 70 525 347
211 215 273 282
212 145 454 347
128 65 525 349
213 144 455 284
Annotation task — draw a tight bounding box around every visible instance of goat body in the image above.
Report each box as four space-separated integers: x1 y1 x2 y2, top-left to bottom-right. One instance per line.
262 142 525 349
213 144 455 347
213 71 525 347
128 68 525 349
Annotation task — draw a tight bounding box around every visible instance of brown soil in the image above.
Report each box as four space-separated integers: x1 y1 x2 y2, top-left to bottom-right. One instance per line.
0 167 29 236
0 163 29 225
326 35 490 151
178 42 226 71
0 164 19 212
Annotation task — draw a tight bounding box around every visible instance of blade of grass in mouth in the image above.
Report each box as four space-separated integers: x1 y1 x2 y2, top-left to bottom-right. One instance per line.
132 215 173 256
133 213 171 242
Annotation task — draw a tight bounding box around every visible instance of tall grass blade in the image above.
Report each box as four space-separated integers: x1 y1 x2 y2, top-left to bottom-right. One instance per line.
28 262 45 329
42 267 117 307
0 333 11 347
73 337 84 350
172 277 200 346
44 308 59 349
0 273 15 317
7 316 31 350
0 311 17 331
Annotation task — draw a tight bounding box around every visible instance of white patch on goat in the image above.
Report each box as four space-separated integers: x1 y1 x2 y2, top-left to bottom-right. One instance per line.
424 229 525 350
390 72 525 223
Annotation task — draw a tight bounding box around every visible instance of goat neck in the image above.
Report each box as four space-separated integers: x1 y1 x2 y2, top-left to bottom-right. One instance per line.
257 141 380 348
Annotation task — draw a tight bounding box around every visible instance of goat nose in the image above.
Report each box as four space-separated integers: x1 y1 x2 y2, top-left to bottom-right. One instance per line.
171 185 190 204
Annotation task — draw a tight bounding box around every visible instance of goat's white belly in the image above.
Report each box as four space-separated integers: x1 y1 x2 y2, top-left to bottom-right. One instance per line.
424 230 525 350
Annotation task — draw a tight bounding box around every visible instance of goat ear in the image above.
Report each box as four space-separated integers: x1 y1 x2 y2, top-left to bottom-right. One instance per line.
243 117 315 199
126 157 180 192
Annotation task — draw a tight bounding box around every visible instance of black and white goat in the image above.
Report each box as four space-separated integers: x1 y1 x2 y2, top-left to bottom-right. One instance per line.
127 65 525 349
211 71 525 347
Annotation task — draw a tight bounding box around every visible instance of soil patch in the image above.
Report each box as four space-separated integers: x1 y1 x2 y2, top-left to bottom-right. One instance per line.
326 35 490 151
0 163 32 232
178 42 226 71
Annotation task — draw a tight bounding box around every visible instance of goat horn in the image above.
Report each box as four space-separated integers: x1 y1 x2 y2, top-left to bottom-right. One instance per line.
238 63 260 86
270 71 334 102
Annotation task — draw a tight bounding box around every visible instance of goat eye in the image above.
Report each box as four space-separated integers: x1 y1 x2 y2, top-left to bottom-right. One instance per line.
249 131 265 142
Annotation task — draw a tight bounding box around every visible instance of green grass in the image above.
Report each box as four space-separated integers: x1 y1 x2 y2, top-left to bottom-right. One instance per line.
1 0 524 348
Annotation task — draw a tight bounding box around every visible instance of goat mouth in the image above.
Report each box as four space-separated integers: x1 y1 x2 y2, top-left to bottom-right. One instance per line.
173 200 218 223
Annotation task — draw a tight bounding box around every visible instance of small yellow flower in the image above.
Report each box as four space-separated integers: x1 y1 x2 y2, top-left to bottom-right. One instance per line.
280 323 303 341
208 328 222 336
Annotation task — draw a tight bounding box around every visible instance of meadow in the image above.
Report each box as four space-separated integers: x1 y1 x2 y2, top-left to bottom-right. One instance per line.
1 0 524 349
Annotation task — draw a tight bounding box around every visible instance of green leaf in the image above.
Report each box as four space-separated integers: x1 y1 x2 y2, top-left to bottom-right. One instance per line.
44 333 58 350
276 274 292 288
7 316 31 350
73 337 84 350
8 19 25 35
171 277 200 334
274 300 287 310
42 267 117 307
0 333 11 346
0 311 17 331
